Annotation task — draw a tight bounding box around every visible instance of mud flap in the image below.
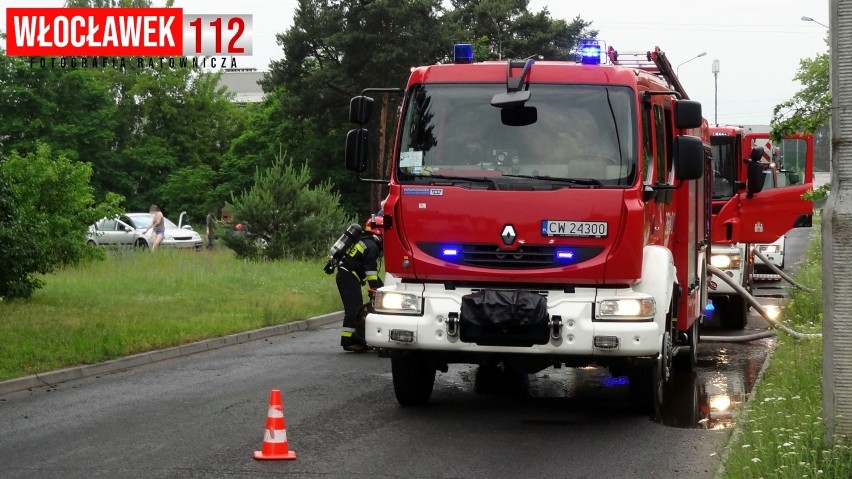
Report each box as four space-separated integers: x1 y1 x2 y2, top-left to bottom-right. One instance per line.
460 290 549 347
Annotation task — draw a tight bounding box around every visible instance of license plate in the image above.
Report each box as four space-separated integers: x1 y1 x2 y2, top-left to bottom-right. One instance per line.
541 220 608 238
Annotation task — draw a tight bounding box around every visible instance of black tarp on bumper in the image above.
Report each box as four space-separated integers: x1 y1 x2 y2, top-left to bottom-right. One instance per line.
460 290 550 347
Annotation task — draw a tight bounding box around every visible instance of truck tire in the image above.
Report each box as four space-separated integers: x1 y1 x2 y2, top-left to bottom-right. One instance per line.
628 356 664 414
391 356 436 407
673 317 699 371
718 295 748 330
629 332 668 414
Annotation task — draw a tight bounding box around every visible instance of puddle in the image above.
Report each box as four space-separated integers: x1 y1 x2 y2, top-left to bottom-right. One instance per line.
656 336 773 429
431 330 773 430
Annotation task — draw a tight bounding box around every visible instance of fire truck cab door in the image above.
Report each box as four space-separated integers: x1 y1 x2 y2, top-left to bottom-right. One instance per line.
720 133 814 244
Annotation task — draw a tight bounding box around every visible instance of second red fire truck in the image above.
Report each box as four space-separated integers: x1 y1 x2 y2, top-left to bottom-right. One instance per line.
708 125 813 328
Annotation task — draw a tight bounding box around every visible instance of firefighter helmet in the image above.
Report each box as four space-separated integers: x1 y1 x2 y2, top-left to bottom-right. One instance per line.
365 217 382 237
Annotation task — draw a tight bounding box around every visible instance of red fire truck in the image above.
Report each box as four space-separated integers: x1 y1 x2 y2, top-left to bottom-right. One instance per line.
344 42 710 413
708 126 813 328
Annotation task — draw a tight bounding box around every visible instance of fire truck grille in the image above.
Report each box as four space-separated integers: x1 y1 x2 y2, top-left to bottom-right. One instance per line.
417 243 603 269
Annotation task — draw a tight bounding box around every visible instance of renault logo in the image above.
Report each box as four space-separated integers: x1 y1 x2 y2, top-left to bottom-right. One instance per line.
501 225 516 246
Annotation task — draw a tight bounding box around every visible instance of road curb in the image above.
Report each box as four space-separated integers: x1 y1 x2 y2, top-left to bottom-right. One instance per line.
0 311 342 397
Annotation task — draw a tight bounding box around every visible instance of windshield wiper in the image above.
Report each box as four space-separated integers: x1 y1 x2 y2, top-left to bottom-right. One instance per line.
407 173 501 189
501 174 603 187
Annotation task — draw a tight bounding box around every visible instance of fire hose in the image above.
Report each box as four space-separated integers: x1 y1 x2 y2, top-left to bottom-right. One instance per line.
700 247 821 342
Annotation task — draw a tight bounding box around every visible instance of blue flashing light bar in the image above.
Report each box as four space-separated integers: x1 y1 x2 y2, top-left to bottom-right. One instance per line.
454 44 474 64
579 39 602 65
442 247 460 257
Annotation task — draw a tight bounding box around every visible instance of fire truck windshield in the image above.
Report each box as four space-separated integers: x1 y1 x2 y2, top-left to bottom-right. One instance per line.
396 84 637 188
710 137 737 200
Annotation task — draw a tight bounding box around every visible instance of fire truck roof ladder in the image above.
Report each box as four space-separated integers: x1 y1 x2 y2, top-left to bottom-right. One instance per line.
607 46 690 100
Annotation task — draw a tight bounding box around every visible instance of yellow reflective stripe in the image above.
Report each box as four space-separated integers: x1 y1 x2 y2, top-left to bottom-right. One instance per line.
341 330 354 337
347 242 366 257
366 274 378 281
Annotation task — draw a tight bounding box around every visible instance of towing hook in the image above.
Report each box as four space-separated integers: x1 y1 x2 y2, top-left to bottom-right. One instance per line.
446 312 459 337
549 315 563 340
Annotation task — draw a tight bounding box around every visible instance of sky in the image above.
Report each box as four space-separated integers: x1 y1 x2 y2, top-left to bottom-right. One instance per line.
1 0 830 126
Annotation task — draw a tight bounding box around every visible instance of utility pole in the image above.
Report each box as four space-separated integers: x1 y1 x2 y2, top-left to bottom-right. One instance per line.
824 0 852 443
712 59 720 124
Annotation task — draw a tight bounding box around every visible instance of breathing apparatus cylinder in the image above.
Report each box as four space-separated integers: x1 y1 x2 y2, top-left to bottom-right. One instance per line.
323 223 363 274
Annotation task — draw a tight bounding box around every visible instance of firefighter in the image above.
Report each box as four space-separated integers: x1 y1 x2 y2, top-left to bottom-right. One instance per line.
336 218 383 352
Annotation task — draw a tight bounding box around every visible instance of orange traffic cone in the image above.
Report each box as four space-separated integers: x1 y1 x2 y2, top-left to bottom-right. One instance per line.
253 389 297 460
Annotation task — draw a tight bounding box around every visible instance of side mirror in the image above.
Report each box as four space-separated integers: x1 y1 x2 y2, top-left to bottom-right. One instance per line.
746 161 765 198
349 96 375 125
345 128 369 173
674 100 702 129
124 226 132 232
673 135 704 180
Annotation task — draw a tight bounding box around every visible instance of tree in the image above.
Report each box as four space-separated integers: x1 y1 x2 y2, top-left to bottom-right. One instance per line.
771 51 830 140
443 0 595 61
222 153 352 260
0 0 244 223
0 144 123 299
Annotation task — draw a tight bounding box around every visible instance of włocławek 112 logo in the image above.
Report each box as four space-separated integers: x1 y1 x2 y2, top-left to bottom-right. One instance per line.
5 8 252 57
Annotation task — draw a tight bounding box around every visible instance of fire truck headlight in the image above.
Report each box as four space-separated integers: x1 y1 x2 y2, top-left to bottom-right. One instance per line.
374 291 423 315
597 298 655 320
710 254 741 270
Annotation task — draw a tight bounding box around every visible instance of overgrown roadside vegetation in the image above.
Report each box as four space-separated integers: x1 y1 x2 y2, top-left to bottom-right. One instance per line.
0 248 341 381
719 220 852 478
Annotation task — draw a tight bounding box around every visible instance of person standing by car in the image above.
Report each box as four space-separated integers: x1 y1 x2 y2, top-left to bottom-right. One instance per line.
336 218 383 352
206 208 217 249
143 204 165 250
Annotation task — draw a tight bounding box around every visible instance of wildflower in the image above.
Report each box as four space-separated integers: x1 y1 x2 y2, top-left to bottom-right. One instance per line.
751 458 761 463
742 444 751 448
783 442 794 447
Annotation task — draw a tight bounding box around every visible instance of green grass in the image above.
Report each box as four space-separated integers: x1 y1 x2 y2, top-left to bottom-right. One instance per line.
0 248 342 381
719 221 852 478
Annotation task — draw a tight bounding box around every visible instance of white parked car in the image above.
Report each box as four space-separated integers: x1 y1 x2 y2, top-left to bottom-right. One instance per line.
87 212 202 250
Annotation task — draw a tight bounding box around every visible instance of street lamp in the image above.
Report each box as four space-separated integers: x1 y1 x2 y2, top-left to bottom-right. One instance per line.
712 59 720 125
676 51 708 77
801 16 828 28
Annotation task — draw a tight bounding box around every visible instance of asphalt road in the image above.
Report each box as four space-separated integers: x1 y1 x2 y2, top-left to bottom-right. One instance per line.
0 225 816 479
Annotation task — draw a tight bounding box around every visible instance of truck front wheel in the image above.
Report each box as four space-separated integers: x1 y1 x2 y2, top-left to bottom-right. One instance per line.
628 331 669 414
391 356 436 407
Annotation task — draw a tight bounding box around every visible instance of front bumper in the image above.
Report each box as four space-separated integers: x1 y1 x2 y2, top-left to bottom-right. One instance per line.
365 284 662 357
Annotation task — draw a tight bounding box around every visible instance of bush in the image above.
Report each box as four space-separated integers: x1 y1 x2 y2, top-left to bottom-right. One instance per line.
222 153 353 260
0 144 122 299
